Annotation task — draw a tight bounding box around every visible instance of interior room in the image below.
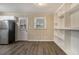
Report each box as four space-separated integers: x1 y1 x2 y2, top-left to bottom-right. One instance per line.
0 3 79 55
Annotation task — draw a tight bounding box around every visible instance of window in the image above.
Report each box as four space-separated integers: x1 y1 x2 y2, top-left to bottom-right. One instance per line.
34 17 46 29
18 17 28 31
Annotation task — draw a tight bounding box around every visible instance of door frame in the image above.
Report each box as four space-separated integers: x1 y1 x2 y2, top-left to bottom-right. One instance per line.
17 16 28 41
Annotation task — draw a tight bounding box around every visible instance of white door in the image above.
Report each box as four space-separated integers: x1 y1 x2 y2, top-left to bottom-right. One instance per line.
17 17 28 41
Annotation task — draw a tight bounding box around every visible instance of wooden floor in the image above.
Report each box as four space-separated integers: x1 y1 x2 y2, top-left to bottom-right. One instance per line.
0 41 66 55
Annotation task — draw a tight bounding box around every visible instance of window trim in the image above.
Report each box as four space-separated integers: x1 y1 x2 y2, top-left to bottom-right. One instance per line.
18 16 28 31
34 17 46 29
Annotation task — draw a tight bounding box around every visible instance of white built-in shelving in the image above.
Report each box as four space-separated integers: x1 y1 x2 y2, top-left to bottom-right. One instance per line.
54 3 79 55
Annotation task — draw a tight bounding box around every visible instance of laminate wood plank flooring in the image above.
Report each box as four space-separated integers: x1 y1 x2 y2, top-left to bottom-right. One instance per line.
0 41 66 55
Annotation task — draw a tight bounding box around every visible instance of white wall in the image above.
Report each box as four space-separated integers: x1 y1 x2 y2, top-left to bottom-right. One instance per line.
71 31 79 54
0 12 54 41
70 10 79 54
71 10 79 28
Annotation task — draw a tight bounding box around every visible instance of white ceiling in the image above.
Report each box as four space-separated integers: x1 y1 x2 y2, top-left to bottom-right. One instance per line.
0 3 62 13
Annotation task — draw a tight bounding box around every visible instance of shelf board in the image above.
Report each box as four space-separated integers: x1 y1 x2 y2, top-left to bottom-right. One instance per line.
67 4 79 14
56 4 79 17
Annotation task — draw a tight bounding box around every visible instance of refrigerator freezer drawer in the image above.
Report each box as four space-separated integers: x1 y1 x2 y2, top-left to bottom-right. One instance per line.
0 30 8 44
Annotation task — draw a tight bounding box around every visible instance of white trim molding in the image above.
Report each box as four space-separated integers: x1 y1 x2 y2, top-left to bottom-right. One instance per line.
34 16 47 29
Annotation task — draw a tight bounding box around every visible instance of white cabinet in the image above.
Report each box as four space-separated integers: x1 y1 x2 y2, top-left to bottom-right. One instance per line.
0 16 16 20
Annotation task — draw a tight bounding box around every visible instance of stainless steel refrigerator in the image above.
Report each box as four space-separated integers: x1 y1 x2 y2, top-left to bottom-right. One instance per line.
0 20 15 44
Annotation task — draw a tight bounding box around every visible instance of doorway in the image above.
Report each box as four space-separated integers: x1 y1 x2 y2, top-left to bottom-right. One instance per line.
17 17 28 41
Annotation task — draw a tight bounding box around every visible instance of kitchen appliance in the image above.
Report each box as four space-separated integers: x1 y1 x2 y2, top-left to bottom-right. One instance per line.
0 20 15 44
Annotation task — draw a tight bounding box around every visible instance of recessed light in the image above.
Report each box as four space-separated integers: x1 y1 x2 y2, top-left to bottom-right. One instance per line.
34 3 46 6
38 3 46 6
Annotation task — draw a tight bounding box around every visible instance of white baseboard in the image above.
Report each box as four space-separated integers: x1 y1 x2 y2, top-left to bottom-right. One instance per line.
16 39 54 42
15 40 28 41
28 40 54 41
